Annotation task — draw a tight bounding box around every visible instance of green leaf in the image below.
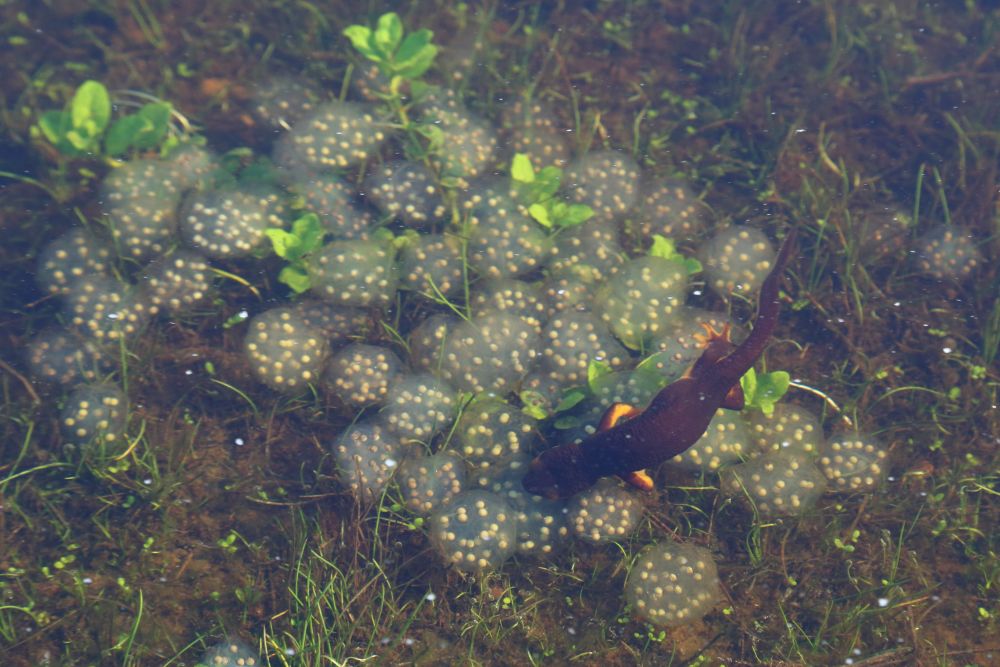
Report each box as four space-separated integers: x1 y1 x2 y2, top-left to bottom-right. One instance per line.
755 370 790 415
265 228 300 259
554 387 587 414
65 127 98 152
648 235 679 260
561 204 593 227
740 367 758 404
528 203 551 228
343 25 378 60
129 102 171 149
586 359 612 393
395 28 432 62
394 34 436 78
519 390 549 420
739 368 790 415
511 153 536 183
104 115 144 156
374 12 403 55
277 265 312 293
70 80 111 135
37 110 71 146
393 44 437 79
290 213 324 254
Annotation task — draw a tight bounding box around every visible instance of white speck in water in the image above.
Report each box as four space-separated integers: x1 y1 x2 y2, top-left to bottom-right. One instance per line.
404 637 415 646
567 627 576 635
878 597 889 608
425 592 437 602
942 347 952 354
284 649 296 657
385 458 397 468
234 438 245 446
185 369 193 375
83 577 93 584
143 478 152 485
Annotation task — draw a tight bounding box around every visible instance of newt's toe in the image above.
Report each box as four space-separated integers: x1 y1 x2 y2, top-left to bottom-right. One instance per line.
622 469 654 491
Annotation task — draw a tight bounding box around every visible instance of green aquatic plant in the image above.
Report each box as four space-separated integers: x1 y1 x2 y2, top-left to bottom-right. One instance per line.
343 12 438 82
265 212 325 293
510 153 593 231
739 366 790 416
33 80 177 158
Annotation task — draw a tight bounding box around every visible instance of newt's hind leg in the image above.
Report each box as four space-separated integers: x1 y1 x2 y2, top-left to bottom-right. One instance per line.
621 469 655 491
597 402 643 432
597 403 656 492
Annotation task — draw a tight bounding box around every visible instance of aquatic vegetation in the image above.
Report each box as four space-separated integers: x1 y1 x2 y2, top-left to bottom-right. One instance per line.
8 4 997 665
33 79 177 158
626 542 722 627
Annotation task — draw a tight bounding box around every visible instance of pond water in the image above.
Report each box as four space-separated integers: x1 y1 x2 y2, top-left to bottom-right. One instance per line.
1 2 998 665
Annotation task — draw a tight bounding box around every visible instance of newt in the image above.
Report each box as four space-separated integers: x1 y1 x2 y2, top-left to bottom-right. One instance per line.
522 229 798 500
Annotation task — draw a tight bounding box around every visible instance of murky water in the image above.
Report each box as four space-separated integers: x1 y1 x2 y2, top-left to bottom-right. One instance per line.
1 2 998 665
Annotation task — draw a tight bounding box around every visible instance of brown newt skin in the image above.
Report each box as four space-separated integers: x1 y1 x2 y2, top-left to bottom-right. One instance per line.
522 229 797 500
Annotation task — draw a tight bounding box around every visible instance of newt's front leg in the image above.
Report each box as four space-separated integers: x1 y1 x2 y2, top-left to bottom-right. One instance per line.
596 402 655 491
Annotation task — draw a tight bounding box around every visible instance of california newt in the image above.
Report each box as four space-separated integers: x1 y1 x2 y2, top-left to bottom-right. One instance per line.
522 229 797 500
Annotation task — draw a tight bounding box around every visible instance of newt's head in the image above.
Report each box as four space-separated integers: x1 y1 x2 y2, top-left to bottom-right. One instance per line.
689 322 746 409
522 445 596 500
691 322 738 368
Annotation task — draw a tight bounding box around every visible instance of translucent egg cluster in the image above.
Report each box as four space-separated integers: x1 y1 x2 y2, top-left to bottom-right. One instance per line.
59 382 128 455
700 225 775 297
819 433 888 491
429 490 517 572
566 479 641 543
243 307 329 392
626 541 722 627
720 452 827 518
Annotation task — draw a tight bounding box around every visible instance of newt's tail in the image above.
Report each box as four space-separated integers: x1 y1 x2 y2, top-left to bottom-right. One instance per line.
713 227 797 383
